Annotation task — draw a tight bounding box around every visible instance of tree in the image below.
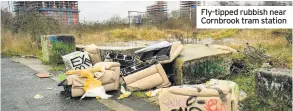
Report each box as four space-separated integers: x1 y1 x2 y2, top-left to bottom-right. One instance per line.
12 12 60 41
170 10 180 20
1 9 13 30
103 15 128 29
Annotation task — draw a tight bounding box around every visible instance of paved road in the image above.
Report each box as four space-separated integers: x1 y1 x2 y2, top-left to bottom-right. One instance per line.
1 57 160 111
1 57 111 111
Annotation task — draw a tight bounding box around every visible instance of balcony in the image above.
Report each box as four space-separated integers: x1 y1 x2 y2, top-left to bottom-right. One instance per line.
39 7 79 13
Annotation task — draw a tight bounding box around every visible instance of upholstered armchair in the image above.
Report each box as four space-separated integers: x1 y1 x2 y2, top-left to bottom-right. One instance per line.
62 62 120 97
159 41 183 64
84 44 101 65
122 63 171 91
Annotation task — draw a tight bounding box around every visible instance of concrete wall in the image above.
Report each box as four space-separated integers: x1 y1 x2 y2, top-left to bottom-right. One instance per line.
41 35 75 64
255 68 292 109
173 44 233 85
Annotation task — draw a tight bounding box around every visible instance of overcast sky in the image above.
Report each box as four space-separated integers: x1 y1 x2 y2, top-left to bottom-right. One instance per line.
78 1 180 22
1 1 181 22
1 1 262 22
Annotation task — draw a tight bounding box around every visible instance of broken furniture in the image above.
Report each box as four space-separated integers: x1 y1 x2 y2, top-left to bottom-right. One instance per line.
98 46 144 61
59 62 121 97
41 35 76 64
120 61 155 77
134 41 183 64
84 44 102 65
105 52 136 68
122 63 171 91
242 43 270 61
159 41 184 64
158 84 237 111
134 41 184 85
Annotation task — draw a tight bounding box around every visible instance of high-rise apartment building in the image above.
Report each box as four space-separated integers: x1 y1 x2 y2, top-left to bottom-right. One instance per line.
13 1 79 25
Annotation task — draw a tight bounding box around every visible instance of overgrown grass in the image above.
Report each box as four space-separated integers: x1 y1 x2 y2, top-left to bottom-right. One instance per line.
1 30 41 56
225 29 292 110
197 29 238 40
227 70 291 110
226 29 292 69
226 72 265 110
196 29 291 110
74 28 171 45
2 28 291 69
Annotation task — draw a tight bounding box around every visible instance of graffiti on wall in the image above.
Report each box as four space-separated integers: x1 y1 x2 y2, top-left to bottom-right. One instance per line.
192 60 224 75
183 59 225 82
256 69 292 108
62 51 93 70
204 99 226 111
162 98 186 108
41 35 75 64
164 97 227 111
258 74 283 91
170 96 202 111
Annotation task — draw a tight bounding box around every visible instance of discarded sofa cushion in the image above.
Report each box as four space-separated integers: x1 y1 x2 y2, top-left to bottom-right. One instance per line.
84 44 101 64
158 84 236 111
60 62 121 97
122 63 171 91
94 62 120 70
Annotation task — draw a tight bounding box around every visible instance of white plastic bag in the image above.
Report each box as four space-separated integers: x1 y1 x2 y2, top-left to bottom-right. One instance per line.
80 86 112 100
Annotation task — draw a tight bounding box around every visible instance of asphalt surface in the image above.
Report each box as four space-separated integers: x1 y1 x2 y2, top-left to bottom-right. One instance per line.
1 57 160 111
1 57 110 111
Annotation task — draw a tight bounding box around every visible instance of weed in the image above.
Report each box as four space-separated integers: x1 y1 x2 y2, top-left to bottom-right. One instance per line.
49 65 65 71
58 72 66 81
227 71 289 110
229 29 292 68
132 91 148 98
1 30 40 56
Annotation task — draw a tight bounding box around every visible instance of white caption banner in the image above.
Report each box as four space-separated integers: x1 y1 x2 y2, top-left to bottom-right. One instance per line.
196 6 293 28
